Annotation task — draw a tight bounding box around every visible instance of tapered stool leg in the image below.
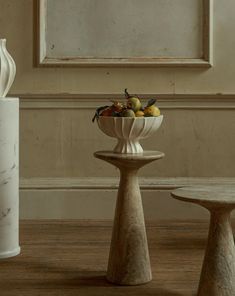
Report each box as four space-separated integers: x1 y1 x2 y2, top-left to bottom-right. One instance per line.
198 209 235 296
94 151 164 285
106 167 152 285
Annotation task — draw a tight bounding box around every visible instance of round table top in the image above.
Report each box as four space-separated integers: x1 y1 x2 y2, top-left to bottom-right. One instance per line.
94 150 165 161
171 186 235 206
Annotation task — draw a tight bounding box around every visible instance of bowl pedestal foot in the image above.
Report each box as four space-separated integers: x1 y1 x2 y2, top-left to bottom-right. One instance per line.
114 139 143 154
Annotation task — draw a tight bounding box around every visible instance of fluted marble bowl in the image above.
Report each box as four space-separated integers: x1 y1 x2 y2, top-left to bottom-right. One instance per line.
97 115 163 153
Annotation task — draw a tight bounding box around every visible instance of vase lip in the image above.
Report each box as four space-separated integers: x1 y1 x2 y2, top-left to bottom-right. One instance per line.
0 38 6 44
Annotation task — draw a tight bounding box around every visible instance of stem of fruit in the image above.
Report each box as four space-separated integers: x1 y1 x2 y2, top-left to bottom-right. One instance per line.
125 88 130 99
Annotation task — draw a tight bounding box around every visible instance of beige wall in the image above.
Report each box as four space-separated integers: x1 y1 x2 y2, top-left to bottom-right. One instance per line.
1 0 235 219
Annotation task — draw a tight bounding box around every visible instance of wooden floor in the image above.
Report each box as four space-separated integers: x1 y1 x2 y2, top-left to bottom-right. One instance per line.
0 220 215 296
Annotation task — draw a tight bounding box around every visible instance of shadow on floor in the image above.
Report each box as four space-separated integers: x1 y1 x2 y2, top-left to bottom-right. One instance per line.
0 259 186 296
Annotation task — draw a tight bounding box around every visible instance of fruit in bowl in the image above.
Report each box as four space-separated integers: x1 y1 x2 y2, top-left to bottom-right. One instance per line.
93 89 163 154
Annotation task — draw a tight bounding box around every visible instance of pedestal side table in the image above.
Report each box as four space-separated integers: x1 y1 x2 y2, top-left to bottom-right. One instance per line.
171 186 235 296
94 150 164 285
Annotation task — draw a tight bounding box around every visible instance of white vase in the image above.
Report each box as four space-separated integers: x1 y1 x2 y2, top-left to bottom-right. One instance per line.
0 39 16 97
0 98 20 258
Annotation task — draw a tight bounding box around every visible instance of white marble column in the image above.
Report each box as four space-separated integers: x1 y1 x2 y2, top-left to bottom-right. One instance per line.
0 98 20 258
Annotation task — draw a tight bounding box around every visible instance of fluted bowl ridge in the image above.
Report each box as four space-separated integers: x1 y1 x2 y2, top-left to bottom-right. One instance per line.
97 115 163 153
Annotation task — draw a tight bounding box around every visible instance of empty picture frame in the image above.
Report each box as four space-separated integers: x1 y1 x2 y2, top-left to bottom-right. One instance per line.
36 0 213 67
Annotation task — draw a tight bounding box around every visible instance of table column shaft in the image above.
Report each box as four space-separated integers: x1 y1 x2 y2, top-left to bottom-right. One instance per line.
107 168 152 285
198 210 235 296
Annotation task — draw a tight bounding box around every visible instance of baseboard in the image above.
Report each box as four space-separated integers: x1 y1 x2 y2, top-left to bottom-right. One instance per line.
19 177 235 219
20 176 235 190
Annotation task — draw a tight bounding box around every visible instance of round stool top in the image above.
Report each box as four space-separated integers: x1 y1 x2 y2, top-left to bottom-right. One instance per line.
171 186 235 207
94 150 165 161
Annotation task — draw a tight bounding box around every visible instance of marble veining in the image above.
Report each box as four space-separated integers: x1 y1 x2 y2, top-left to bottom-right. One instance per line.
0 39 19 258
0 98 20 258
0 208 11 220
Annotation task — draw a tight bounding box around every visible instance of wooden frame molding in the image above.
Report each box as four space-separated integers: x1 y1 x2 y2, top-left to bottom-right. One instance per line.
11 93 235 110
35 0 213 68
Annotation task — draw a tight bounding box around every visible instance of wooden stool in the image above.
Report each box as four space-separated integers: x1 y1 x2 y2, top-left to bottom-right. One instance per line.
94 150 164 285
171 186 235 296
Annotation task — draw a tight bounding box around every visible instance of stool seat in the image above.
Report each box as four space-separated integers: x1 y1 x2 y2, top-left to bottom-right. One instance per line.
94 150 164 169
171 185 235 296
172 186 235 208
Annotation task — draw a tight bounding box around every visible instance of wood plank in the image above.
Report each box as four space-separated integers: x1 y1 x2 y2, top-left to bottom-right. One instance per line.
0 220 220 295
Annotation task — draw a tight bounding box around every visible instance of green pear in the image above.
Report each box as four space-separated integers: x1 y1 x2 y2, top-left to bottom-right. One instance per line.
121 109 136 117
127 97 142 112
124 89 142 112
144 105 161 117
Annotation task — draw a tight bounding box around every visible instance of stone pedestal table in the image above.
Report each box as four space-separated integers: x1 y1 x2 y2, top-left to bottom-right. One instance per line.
94 150 164 285
171 186 235 296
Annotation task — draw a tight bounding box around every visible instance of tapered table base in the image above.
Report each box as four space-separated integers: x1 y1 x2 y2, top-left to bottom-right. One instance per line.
171 186 235 296
94 151 164 285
